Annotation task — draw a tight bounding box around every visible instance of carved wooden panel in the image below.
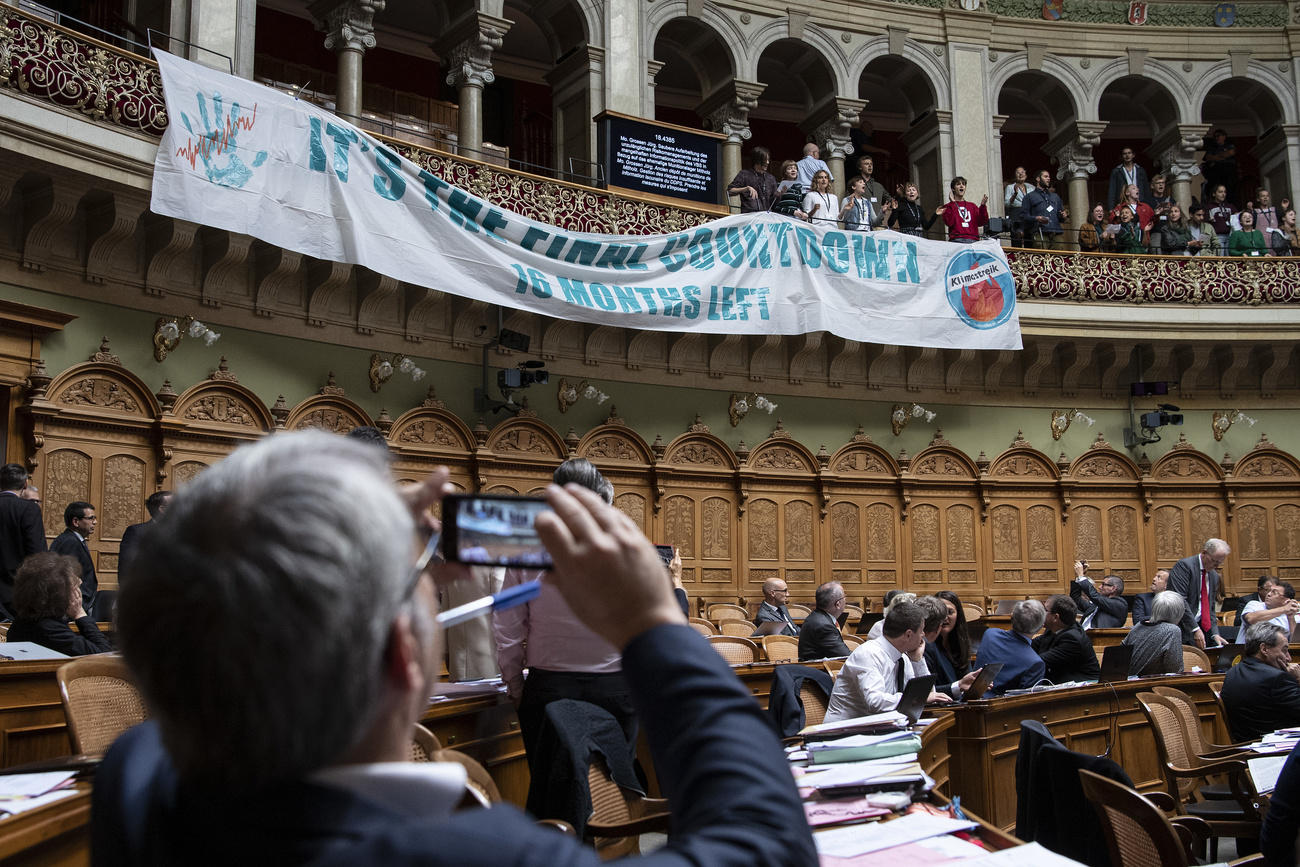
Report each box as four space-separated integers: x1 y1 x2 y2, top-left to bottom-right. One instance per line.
866 504 896 561
394 417 471 449
702 497 731 560
1190 506 1221 550
43 449 90 538
912 505 940 562
100 455 144 537
665 496 695 559
485 419 565 459
750 443 814 473
786 501 813 561
286 396 369 434
1277 505 1300 560
829 502 860 561
1074 506 1102 562
614 492 647 533
172 461 207 486
991 506 1021 563
666 440 729 467
947 505 975 561
1155 505 1185 561
1109 506 1138 561
1237 505 1269 561
749 499 778 560
1027 506 1056 561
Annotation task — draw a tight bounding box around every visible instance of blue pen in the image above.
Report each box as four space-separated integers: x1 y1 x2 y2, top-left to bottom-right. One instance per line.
436 579 542 627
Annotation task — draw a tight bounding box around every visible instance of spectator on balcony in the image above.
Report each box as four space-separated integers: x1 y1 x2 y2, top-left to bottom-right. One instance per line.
1281 209 1300 255
1229 208 1270 257
1021 168 1066 249
854 156 891 217
1160 205 1192 255
889 182 938 237
1201 129 1237 204
1186 204 1220 256
840 176 887 231
1206 184 1236 251
1145 174 1174 251
1077 203 1107 252
1253 188 1280 233
1114 207 1146 254
803 170 840 228
771 161 808 220
1108 146 1150 209
796 142 832 189
726 146 778 214
1004 166 1030 245
1109 183 1154 233
935 177 988 243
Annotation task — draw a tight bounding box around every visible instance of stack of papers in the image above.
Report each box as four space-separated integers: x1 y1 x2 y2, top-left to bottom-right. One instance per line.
807 731 922 766
0 771 78 817
801 712 907 739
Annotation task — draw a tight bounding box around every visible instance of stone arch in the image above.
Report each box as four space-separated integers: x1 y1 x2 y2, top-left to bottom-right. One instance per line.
850 39 950 112
747 21 851 93
648 14 742 128
1087 61 1193 126
852 49 942 198
988 55 1087 123
1193 66 1294 129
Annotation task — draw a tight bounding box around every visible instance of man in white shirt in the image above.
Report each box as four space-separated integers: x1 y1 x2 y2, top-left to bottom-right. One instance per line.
825 600 947 721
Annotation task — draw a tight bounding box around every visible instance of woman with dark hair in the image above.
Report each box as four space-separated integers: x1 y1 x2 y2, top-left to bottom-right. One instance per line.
7 552 112 655
935 589 972 677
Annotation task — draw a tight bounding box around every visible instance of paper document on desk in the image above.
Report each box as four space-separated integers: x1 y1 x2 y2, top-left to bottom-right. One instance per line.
820 832 989 865
809 732 922 765
802 712 907 738
1249 755 1289 794
813 812 976 857
798 758 922 789
0 788 79 816
963 842 1088 865
0 771 75 800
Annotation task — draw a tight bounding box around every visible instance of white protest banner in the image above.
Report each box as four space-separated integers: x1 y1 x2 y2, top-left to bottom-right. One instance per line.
149 51 1021 351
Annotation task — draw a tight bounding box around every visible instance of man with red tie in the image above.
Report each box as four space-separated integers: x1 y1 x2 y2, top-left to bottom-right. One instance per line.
1168 538 1230 649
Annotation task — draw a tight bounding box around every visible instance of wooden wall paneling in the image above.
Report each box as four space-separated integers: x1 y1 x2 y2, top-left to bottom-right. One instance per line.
654 418 740 607
1147 437 1229 594
1226 436 1300 591
283 374 373 435
982 433 1065 603
899 432 982 599
0 301 75 464
738 423 821 607
23 352 159 592
387 390 478 505
823 428 904 609
1063 435 1147 589
476 412 568 497
159 361 274 492
575 409 655 539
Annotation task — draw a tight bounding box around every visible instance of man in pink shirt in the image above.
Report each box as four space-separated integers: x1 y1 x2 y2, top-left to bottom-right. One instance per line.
493 459 635 770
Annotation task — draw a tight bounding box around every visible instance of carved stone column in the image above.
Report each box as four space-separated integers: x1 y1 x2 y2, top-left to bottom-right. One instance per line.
1151 123 1210 212
990 114 1009 216
804 97 867 198
1046 120 1107 248
901 109 953 237
698 80 766 203
437 13 512 157
309 0 385 121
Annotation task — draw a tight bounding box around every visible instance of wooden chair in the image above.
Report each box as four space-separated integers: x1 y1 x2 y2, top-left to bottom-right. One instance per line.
786 603 812 620
56 655 147 756
718 620 756 637
706 635 759 664
706 602 749 623
962 602 984 622
687 616 718 636
799 681 830 728
1135 691 1265 859
1181 644 1212 672
762 634 799 663
1078 768 1221 867
409 722 443 761
842 634 864 652
843 604 865 622
586 756 670 858
823 659 845 680
1208 681 1229 732
1150 686 1254 801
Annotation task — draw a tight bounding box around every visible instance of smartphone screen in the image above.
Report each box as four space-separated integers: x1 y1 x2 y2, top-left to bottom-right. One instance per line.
654 545 674 566
441 494 553 569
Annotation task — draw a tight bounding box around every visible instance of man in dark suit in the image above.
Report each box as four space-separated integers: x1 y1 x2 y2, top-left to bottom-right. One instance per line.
1221 623 1300 742
93 432 817 866
1129 567 1170 624
49 501 96 617
1032 594 1100 683
754 577 798 636
798 581 850 661
118 491 172 581
1169 538 1230 649
1070 561 1128 629
0 464 45 619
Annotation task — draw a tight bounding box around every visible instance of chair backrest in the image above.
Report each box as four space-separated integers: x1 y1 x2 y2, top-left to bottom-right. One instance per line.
687 616 718 636
1136 691 1203 801
718 620 756 637
762 634 799 663
799 681 829 728
706 635 759 664
786 603 812 620
1078 769 1190 867
842 634 864 651
409 722 443 761
1150 686 1215 756
437 747 501 805
1208 680 1228 728
962 603 984 622
707 603 750 622
56 655 147 756
843 604 865 621
823 658 845 680
1181 644 1211 672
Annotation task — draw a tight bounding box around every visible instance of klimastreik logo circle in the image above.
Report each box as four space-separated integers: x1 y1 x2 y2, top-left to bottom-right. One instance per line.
943 249 1015 330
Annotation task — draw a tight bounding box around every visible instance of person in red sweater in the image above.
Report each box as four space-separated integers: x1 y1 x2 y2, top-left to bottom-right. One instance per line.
935 176 988 243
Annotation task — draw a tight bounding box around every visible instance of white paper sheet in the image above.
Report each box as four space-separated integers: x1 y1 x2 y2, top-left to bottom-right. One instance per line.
813 813 976 857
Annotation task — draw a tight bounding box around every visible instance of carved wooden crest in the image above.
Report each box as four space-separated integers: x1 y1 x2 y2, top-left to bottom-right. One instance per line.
988 444 1057 480
748 438 816 473
284 394 371 434
1234 445 1300 479
485 417 566 459
1150 445 1221 481
577 423 652 466
908 444 976 479
172 380 273 431
389 405 475 454
36 362 159 423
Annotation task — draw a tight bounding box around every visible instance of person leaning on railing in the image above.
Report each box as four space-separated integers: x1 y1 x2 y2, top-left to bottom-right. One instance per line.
1113 208 1147 254
1159 204 1192 255
1076 203 1111 253
1282 208 1300 256
1228 208 1271 257
1186 204 1221 256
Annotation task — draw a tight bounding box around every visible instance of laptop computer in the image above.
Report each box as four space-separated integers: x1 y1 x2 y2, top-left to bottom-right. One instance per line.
0 642 70 661
959 662 1003 701
751 620 790 637
1098 644 1133 683
895 674 937 725
854 612 884 635
1212 643 1242 673
994 600 1018 615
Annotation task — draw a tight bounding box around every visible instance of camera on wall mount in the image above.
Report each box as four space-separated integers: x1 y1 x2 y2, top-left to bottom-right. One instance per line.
1123 381 1183 448
474 326 549 415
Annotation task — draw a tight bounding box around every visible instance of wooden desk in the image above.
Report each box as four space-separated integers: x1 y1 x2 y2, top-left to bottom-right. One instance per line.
945 673 1221 831
0 660 71 769
0 787 90 866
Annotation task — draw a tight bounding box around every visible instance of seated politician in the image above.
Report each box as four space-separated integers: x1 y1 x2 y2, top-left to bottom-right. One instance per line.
974 599 1047 693
918 595 981 699
754 576 798 636
1221 622 1300 742
1031 594 1099 683
798 581 850 661
1069 563 1128 628
1128 568 1170 625
825 600 947 721
1122 590 1185 676
93 431 817 866
6 552 111 656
